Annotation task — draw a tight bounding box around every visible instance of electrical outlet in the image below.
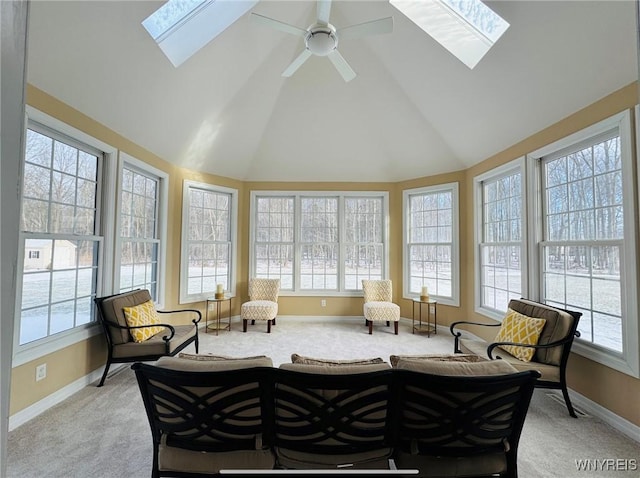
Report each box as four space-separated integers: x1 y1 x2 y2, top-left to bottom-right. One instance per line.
36 363 47 382
321 299 326 307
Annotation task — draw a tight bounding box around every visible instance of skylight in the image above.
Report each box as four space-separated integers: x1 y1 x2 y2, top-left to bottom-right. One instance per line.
389 0 509 69
142 0 258 67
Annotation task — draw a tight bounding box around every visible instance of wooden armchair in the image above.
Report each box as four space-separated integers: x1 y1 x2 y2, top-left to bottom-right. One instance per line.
450 298 582 417
94 289 201 387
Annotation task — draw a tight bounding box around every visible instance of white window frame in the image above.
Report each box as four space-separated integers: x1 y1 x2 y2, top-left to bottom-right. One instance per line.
179 180 238 304
474 158 526 321
527 110 639 377
13 107 117 367
113 152 168 308
403 182 460 306
249 191 390 296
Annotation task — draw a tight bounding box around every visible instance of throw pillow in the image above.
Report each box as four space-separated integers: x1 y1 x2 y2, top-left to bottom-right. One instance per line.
494 309 547 362
291 353 384 366
122 300 165 343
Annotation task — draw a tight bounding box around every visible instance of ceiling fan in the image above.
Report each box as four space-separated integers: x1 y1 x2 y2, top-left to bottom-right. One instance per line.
251 0 393 82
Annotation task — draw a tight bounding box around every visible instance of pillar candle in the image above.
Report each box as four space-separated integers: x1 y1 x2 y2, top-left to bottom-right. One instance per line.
216 284 223 294
421 286 428 297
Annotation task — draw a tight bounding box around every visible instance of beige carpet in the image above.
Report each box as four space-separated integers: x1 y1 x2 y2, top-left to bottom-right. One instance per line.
7 317 640 477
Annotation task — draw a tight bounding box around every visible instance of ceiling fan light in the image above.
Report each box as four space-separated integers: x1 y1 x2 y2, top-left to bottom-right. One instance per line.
306 30 337 56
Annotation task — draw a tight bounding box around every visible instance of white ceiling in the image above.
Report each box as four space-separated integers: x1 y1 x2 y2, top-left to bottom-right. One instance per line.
26 0 638 182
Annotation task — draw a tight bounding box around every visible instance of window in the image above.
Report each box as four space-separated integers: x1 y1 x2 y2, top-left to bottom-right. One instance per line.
18 123 102 346
403 183 459 305
475 159 525 317
180 181 237 303
115 154 168 304
529 110 638 376
251 192 388 293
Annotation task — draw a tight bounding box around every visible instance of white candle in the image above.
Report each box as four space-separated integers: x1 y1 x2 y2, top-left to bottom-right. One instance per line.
421 286 428 297
216 284 223 294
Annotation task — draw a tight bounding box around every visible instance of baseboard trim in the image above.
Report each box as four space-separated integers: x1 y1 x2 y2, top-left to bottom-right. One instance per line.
566 389 640 443
8 364 124 431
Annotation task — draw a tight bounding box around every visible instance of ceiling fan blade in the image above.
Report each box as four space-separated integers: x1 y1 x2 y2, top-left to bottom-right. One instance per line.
282 49 313 77
327 50 356 82
250 12 307 37
317 0 332 25
338 16 394 40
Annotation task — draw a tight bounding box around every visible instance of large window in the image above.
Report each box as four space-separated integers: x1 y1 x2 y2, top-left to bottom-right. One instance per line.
115 154 167 304
475 160 525 317
529 111 638 375
403 183 459 305
251 192 388 293
18 123 102 346
180 181 237 303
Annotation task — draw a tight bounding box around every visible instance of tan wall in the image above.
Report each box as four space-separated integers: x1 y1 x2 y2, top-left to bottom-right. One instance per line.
11 83 640 429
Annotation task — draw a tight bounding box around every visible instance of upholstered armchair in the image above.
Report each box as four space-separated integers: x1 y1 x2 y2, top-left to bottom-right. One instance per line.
241 278 280 333
450 298 582 417
362 279 400 335
94 289 201 387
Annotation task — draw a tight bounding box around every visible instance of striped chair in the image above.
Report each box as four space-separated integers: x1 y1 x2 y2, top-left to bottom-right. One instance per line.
241 278 280 333
362 279 400 335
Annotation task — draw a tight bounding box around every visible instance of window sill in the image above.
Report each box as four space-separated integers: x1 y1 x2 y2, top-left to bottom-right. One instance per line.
571 340 639 379
12 324 102 368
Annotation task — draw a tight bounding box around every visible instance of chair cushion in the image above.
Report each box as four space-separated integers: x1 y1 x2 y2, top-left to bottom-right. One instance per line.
395 451 507 477
156 353 273 372
159 443 275 474
248 278 280 301
241 300 278 321
99 289 153 344
495 309 546 362
389 353 484 368
459 339 560 382
508 299 576 365
362 279 393 302
394 356 517 376
279 362 391 374
122 300 165 343
291 353 385 366
363 301 400 322
111 325 195 359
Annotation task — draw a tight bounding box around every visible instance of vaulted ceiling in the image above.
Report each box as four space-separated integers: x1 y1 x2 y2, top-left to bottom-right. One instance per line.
26 1 638 182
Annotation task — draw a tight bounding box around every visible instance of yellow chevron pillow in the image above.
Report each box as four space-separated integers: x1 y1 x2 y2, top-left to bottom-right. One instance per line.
495 309 546 362
122 300 164 343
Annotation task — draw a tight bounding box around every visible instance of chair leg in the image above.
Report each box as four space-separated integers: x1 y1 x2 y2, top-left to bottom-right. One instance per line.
273 317 276 326
243 319 248 332
194 334 199 353
251 319 255 325
97 361 111 387
561 382 578 418
267 320 272 333
386 321 390 327
369 321 373 335
394 321 399 335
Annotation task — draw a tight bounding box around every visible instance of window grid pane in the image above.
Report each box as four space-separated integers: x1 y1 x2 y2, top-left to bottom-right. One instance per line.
255 197 295 288
479 170 522 313
300 197 338 290
344 198 384 289
186 187 232 296
119 167 160 299
408 190 453 297
19 127 101 346
542 135 623 352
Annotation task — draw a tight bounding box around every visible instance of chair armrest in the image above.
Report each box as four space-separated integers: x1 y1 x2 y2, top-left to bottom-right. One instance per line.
101 318 176 342
450 321 501 353
158 308 202 325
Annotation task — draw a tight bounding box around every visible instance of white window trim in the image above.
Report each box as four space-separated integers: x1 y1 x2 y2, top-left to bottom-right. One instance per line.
527 109 639 378
113 152 169 309
402 182 460 306
249 190 390 297
474 157 527 321
179 180 238 304
13 107 118 367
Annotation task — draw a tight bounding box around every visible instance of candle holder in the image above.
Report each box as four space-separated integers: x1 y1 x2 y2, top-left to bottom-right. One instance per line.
420 295 430 302
215 292 225 299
